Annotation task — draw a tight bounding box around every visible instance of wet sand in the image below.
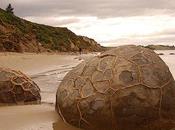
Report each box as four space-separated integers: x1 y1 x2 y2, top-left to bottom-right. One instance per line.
0 52 83 75
0 52 96 130
0 104 81 130
0 104 57 130
0 51 175 130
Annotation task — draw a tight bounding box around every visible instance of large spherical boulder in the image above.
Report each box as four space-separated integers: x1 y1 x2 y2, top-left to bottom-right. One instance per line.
56 45 175 130
0 67 41 105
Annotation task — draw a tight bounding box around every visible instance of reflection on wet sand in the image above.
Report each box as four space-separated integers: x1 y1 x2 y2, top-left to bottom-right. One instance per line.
1 52 175 130
53 120 82 130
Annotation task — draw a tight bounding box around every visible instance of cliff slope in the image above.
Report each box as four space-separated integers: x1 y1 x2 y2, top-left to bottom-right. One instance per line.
0 8 103 52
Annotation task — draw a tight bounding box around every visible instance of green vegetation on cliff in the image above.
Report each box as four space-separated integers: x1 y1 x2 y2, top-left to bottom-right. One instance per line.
0 8 103 52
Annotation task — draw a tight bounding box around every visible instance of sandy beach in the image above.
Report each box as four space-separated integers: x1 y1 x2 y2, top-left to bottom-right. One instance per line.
0 52 96 130
0 52 84 76
0 50 175 130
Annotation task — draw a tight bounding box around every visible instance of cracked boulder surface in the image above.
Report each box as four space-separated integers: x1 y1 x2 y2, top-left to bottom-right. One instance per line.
0 67 41 105
56 45 175 130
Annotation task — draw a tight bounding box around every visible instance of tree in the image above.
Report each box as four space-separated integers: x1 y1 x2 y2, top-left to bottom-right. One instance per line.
6 4 14 14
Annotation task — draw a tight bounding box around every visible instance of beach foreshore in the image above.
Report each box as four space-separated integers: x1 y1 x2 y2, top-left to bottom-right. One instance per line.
0 51 175 130
0 52 96 130
0 52 97 76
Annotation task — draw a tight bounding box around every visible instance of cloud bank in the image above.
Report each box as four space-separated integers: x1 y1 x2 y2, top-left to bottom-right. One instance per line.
1 0 175 46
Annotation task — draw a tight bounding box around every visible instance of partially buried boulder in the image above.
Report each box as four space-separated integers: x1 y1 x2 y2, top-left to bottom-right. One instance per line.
56 45 175 130
0 67 41 105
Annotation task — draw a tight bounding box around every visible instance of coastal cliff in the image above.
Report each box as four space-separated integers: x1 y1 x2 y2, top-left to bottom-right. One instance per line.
0 8 104 53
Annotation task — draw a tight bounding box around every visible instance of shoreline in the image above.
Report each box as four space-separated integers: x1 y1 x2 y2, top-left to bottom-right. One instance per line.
0 52 80 76
0 52 95 130
0 50 175 130
0 52 98 76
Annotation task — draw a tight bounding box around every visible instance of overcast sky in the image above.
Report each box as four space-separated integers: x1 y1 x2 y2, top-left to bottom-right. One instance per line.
1 0 175 46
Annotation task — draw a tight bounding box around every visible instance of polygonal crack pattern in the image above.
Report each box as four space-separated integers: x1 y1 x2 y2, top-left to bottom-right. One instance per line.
56 46 175 130
0 68 41 104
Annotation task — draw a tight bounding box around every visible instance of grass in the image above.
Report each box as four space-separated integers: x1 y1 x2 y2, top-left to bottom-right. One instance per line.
0 8 102 52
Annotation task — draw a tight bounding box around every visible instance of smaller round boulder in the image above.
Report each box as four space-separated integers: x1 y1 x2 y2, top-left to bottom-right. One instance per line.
0 67 41 105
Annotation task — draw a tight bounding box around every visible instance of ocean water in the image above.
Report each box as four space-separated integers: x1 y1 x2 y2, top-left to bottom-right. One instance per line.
0 51 175 130
32 50 175 106
31 53 98 105
31 62 81 104
155 50 175 78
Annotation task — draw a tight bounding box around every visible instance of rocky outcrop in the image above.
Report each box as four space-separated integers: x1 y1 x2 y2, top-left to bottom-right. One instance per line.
56 45 175 130
0 67 41 105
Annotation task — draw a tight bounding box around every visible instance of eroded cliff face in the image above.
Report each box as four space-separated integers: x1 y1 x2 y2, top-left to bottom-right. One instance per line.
0 8 104 53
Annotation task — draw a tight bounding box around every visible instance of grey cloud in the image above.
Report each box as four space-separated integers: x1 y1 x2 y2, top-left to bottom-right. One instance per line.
1 0 175 18
104 33 175 46
1 0 175 46
157 29 175 36
25 17 80 26
53 18 80 26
